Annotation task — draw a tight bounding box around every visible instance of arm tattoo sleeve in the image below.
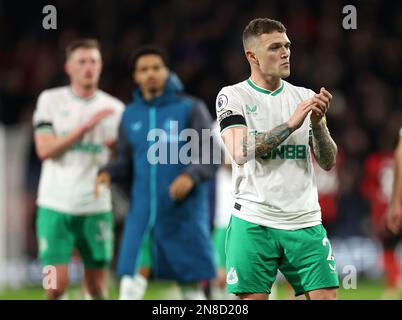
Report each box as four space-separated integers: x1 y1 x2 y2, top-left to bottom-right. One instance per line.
310 122 337 170
242 123 294 160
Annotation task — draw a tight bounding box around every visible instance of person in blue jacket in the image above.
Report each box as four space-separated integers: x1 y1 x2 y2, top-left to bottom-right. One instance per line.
95 46 218 299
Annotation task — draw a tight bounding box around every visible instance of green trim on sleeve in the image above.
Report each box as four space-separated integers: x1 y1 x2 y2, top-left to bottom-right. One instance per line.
35 127 54 134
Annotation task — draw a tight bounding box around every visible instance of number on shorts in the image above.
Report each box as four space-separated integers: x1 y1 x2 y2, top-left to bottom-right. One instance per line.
322 237 335 261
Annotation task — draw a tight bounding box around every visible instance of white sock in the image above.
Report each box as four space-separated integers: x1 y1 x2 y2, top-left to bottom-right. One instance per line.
210 286 224 300
270 283 278 300
84 292 107 300
179 283 206 300
84 293 93 300
55 293 68 300
210 286 238 300
119 274 148 300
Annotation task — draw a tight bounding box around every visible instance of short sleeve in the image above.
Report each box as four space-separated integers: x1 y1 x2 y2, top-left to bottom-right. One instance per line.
33 91 54 134
216 87 247 133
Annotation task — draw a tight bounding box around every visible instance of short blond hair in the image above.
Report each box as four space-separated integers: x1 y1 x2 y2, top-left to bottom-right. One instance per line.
65 38 101 60
243 18 286 50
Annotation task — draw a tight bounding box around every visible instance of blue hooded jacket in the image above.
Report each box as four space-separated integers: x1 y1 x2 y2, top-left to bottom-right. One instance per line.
106 74 217 282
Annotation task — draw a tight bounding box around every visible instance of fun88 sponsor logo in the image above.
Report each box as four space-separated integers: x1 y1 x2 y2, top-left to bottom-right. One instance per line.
261 144 307 160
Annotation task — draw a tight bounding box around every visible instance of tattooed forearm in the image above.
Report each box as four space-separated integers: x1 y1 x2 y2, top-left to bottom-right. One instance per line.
311 121 337 170
242 123 294 160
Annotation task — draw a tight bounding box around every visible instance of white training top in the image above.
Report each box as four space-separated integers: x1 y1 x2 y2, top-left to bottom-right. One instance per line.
33 86 124 215
216 78 322 230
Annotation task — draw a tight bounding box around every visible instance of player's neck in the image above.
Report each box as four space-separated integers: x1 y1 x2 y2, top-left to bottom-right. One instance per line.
249 74 281 92
142 89 163 102
70 84 97 99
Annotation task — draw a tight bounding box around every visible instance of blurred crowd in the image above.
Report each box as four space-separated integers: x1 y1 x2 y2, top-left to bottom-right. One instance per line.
1 0 402 248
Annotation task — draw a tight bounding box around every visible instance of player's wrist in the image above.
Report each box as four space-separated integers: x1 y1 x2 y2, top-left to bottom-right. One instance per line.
311 117 325 129
75 125 88 138
286 120 297 132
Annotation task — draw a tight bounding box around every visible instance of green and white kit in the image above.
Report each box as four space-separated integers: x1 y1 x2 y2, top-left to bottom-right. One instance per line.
216 79 339 295
33 86 124 267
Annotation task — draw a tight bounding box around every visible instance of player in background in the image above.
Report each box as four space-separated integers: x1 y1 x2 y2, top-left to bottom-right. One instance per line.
216 18 339 300
365 129 402 299
387 128 402 235
33 39 124 299
95 46 217 300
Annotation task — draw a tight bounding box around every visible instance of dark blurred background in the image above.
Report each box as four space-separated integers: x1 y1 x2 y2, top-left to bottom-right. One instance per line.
0 0 402 296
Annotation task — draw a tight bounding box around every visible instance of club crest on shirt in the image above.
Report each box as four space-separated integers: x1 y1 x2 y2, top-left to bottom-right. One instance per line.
61 109 69 117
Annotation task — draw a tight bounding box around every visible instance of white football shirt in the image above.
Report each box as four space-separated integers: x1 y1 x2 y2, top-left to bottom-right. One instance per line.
216 78 322 230
33 86 124 215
